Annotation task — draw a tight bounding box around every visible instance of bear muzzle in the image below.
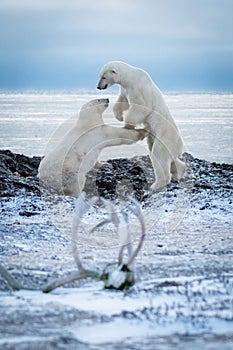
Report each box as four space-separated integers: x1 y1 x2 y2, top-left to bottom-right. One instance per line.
103 98 109 107
97 80 108 90
97 98 109 107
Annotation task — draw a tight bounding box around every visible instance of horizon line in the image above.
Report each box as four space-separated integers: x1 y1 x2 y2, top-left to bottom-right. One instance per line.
0 88 232 95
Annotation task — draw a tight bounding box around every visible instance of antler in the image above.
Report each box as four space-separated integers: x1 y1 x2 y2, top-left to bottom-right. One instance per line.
91 196 145 269
125 196 146 267
90 199 120 232
71 193 92 271
90 199 133 266
118 210 132 266
43 193 101 292
0 194 146 292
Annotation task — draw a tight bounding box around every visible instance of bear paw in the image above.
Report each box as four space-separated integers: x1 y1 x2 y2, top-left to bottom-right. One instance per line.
115 113 124 122
137 129 149 140
150 180 168 192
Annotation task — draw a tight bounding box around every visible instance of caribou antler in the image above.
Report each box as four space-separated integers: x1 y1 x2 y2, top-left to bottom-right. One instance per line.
90 199 120 232
90 196 146 290
0 194 146 292
90 199 132 266
92 196 145 268
125 196 146 267
117 210 132 266
71 193 92 271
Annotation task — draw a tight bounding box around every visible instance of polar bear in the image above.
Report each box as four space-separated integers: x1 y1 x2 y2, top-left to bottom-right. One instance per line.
38 98 147 197
97 61 186 191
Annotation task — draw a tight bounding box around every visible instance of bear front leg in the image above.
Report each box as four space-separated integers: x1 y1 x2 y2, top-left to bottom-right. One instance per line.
124 104 148 129
117 128 148 143
113 92 129 122
146 134 154 152
103 126 148 146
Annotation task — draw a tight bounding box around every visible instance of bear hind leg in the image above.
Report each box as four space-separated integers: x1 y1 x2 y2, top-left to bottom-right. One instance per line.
150 142 172 192
171 158 186 181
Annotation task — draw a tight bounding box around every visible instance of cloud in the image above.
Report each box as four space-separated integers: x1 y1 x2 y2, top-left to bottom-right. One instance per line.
0 0 232 89
1 0 232 50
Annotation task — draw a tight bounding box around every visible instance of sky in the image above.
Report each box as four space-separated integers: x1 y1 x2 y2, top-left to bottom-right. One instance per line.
0 0 233 91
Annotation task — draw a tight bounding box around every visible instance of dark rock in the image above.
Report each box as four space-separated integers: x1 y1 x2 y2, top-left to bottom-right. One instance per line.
0 149 232 200
0 150 41 197
95 158 148 201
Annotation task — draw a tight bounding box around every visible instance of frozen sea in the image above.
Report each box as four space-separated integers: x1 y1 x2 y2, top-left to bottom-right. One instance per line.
0 91 232 164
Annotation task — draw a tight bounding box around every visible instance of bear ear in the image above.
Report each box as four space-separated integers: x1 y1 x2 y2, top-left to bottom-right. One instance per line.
111 69 117 74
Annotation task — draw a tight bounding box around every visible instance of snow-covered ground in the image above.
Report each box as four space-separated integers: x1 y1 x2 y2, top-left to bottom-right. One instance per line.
0 151 232 349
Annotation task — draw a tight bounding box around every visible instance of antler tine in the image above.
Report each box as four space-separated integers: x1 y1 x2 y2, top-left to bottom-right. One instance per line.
72 192 96 271
90 219 112 233
91 198 120 233
74 193 98 218
103 198 120 228
127 196 146 232
126 196 146 267
118 210 129 265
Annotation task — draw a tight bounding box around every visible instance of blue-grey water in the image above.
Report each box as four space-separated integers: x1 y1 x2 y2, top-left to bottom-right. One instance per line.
0 91 232 164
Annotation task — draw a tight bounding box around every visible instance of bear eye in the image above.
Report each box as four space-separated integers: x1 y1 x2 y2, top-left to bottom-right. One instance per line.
102 76 106 80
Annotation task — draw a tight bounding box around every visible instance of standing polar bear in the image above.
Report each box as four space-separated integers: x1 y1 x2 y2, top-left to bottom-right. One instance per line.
38 98 147 197
97 61 186 191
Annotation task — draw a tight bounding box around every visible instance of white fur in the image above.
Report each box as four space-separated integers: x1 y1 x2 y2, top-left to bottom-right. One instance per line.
97 61 186 191
38 98 146 197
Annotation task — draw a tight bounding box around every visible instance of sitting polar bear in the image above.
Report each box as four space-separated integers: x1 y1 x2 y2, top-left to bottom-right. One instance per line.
38 98 147 197
97 61 186 191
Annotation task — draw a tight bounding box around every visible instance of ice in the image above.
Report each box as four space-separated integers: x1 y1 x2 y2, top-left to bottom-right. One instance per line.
0 92 232 163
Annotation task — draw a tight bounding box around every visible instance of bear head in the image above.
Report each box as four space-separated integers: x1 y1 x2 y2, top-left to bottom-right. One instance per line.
97 61 127 90
80 98 109 117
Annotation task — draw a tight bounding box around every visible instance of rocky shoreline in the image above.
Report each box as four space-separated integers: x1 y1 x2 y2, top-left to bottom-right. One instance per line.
1 149 232 198
0 149 233 350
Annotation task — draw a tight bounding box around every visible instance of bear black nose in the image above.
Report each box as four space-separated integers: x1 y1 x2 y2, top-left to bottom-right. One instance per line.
106 98 109 103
